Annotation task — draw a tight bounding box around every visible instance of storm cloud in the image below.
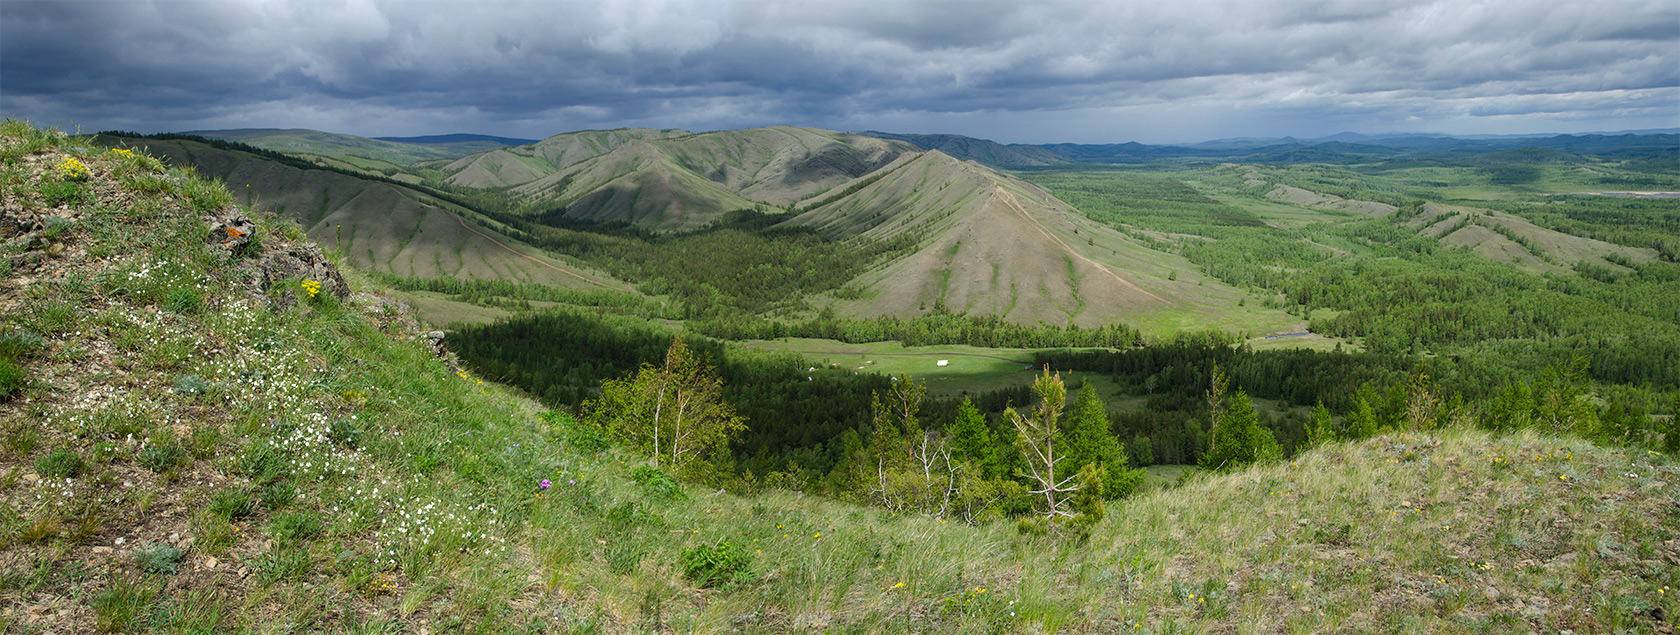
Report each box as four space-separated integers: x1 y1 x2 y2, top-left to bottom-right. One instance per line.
2 0 1675 142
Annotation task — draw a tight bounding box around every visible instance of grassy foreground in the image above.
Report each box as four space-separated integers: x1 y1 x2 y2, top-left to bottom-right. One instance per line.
1 121 1677 634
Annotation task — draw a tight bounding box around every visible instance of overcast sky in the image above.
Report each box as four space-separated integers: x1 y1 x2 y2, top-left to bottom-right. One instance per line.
3 0 1676 144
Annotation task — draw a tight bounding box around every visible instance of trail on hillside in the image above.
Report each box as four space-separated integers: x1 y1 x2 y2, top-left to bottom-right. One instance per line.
993 187 1167 304
446 212 640 294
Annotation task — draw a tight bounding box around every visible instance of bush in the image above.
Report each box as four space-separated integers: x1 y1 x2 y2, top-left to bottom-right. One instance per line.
681 540 753 588
630 465 686 501
36 447 86 478
545 410 607 453
133 543 184 575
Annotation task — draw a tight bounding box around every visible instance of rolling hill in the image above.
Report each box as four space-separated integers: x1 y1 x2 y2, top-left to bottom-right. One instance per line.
101 135 636 294
187 128 528 166
787 151 1284 330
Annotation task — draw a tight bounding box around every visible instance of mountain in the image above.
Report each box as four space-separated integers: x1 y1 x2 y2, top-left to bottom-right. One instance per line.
786 151 1256 327
103 134 634 293
186 128 525 165
373 133 538 146
444 126 917 231
857 131 1071 167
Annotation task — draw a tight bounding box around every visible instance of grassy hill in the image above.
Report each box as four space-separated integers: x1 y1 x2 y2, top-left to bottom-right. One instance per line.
188 129 525 167
789 151 1293 332
97 135 637 296
2 121 1677 633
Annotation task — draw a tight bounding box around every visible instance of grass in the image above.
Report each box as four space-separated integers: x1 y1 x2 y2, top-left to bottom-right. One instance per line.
1 120 1675 633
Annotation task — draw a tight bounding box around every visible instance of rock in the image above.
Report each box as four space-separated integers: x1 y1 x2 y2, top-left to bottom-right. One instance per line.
91 546 112 554
205 557 218 569
207 207 258 252
45 242 64 258
254 243 350 310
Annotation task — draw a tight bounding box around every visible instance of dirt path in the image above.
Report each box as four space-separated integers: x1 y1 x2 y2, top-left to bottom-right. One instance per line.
993 187 1167 303
447 212 639 294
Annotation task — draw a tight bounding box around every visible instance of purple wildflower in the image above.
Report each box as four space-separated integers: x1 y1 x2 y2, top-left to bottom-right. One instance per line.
539 479 552 490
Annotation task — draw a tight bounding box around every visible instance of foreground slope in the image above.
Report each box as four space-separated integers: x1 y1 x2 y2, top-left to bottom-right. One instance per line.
1 122 1675 634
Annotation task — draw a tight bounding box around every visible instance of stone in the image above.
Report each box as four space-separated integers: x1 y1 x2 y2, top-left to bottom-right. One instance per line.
254 243 350 310
207 207 258 252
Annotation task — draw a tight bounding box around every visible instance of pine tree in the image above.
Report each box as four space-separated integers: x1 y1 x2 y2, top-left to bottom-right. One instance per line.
1200 389 1279 471
947 397 999 478
1347 393 1379 440
1062 383 1141 499
1306 401 1336 447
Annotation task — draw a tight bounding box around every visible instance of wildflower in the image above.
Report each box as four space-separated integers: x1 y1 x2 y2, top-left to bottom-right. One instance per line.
55 156 92 181
110 148 135 158
539 479 551 490
301 280 322 298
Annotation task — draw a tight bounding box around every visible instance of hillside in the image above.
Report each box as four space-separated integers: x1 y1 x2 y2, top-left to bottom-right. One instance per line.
1 121 1676 633
449 126 916 231
788 151 1278 330
187 128 525 166
100 135 636 294
858 131 1072 168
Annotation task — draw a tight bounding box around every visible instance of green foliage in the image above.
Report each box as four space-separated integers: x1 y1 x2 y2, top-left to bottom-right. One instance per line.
267 511 324 545
171 373 210 396
691 309 1146 349
132 543 184 575
680 540 753 588
0 357 24 402
946 398 1000 478
1200 367 1280 472
92 576 161 632
137 438 187 474
207 487 256 521
584 337 745 475
543 410 608 453
327 417 362 448
1306 402 1336 446
629 465 685 501
36 448 86 478
1061 384 1142 499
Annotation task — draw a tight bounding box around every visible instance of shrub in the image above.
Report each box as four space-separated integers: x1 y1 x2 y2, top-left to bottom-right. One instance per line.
630 465 686 501
681 540 753 588
133 543 184 575
545 410 607 453
36 447 86 478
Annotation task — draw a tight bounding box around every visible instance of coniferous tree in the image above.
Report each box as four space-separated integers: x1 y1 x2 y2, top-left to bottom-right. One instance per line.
1062 383 1142 499
1347 393 1380 440
947 397 999 478
1200 389 1279 471
1306 401 1336 447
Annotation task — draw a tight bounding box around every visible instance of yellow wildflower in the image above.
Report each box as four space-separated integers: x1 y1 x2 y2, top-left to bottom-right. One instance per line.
55 156 91 181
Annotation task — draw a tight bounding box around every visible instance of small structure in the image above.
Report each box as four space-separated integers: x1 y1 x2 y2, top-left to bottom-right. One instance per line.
936 360 949 367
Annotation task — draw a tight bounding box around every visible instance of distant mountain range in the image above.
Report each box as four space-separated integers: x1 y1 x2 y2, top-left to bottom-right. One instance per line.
857 129 1679 168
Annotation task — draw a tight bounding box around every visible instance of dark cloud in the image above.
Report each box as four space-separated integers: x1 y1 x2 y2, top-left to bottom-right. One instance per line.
2 0 1674 143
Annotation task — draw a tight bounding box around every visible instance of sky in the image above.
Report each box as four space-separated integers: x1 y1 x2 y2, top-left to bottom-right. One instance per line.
2 0 1677 144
